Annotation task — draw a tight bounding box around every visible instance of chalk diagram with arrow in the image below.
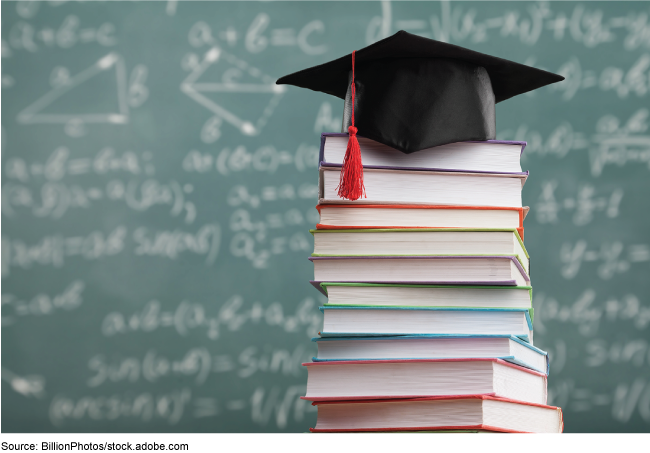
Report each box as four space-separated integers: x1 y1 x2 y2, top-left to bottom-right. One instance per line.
181 46 286 143
16 52 148 137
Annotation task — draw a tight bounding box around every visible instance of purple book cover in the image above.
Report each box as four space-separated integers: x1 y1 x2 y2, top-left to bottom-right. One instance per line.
308 255 530 296
319 132 529 176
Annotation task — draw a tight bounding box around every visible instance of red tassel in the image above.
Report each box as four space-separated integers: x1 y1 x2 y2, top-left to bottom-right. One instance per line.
337 126 365 200
336 50 366 201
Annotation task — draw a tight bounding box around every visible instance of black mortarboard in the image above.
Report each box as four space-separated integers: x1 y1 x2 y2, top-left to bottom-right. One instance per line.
276 30 564 199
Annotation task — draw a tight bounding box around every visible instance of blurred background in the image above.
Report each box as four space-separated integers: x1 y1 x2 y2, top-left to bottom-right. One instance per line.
1 1 649 433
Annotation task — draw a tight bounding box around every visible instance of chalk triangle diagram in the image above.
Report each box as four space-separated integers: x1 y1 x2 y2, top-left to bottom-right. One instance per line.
181 47 286 136
17 53 129 125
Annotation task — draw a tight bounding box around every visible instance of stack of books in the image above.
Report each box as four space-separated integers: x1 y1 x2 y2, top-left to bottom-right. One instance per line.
303 134 564 433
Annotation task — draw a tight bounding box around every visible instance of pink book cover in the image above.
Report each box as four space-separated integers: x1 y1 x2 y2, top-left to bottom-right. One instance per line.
309 394 564 433
301 358 546 402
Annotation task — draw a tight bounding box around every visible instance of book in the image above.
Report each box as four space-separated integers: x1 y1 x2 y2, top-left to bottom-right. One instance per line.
309 395 563 433
312 334 548 375
311 228 530 275
302 358 546 404
319 307 533 343
318 166 527 207
319 283 533 311
320 133 527 174
309 256 530 288
315 204 529 240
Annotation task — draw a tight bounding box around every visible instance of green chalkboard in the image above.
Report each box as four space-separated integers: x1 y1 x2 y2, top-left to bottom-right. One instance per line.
2 1 649 433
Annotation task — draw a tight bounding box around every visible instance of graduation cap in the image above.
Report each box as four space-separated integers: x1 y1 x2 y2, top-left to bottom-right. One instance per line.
276 30 564 200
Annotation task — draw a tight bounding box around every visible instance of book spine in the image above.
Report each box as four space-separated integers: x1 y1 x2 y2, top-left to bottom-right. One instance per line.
319 133 326 164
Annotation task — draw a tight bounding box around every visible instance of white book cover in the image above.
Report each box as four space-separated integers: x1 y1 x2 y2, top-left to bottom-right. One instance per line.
319 166 527 207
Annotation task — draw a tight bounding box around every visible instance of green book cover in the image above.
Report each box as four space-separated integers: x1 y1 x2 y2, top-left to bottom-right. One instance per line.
319 282 534 322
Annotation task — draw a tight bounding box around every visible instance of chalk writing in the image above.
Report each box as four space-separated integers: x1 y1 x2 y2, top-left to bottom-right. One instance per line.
548 379 650 423
552 54 650 100
101 295 322 340
7 15 116 53
502 110 650 176
230 231 312 269
371 1 650 49
181 143 318 175
250 385 314 429
245 14 327 55
535 181 623 225
2 226 128 275
534 290 650 336
132 223 220 264
230 208 320 238
192 385 318 426
87 348 221 388
4 147 154 182
590 109 650 176
559 240 649 280
85 344 310 388
585 339 650 368
499 122 589 159
3 179 196 224
237 345 311 379
228 207 314 268
49 385 314 427
49 388 192 427
186 16 326 55
2 223 220 275
226 183 318 209
2 280 84 326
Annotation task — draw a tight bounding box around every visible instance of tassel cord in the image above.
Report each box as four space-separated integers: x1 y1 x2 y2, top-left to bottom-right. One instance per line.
336 50 366 201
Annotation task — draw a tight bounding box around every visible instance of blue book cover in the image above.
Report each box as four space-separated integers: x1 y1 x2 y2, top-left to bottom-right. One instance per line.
318 306 534 343
310 334 549 375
